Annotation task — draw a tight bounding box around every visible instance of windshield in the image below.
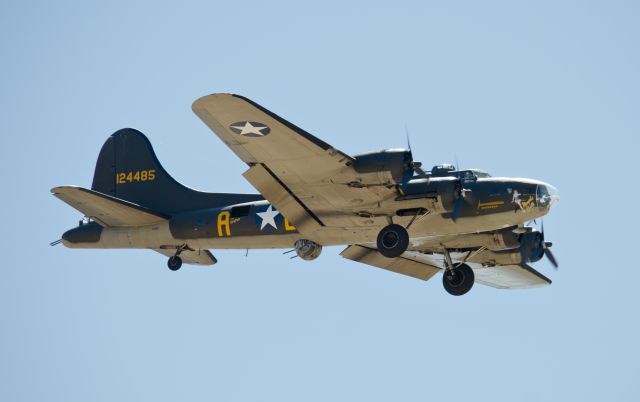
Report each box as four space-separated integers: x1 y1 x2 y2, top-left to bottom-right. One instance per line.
456 169 491 179
536 183 560 210
471 170 491 178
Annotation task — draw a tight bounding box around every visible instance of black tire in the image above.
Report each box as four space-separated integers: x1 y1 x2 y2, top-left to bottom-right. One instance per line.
377 224 409 258
167 256 183 271
442 263 474 296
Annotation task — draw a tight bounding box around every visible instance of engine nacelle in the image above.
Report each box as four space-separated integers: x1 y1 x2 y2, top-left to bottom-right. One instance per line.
428 227 521 251
352 149 413 186
400 176 459 211
294 239 322 261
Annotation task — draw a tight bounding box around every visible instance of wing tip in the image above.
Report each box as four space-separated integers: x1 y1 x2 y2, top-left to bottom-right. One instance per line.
51 185 82 195
191 93 238 111
521 263 553 285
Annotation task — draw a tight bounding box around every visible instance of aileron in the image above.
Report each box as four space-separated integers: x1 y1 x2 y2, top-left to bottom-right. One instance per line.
472 263 552 289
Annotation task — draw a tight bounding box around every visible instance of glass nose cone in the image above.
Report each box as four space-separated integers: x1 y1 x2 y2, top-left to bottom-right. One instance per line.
536 183 560 211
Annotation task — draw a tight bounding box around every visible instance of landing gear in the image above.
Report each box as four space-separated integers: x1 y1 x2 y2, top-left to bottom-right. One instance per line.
167 244 187 271
377 224 409 258
443 263 474 296
167 256 182 271
441 248 474 296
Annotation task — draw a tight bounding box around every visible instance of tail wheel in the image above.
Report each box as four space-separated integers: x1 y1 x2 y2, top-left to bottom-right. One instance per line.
377 224 409 258
167 256 183 271
443 263 474 296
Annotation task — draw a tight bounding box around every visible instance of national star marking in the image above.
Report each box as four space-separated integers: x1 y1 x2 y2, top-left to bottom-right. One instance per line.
257 205 280 230
231 121 267 136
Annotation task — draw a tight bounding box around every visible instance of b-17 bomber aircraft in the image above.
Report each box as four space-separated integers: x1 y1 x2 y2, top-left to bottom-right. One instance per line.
52 94 560 296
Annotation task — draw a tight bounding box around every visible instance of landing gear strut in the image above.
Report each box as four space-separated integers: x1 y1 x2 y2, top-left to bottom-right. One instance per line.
377 224 409 258
442 249 474 296
167 244 187 271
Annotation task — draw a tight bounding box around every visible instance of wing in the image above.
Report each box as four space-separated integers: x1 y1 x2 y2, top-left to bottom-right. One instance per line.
52 186 168 227
192 94 397 233
413 232 552 289
343 228 552 289
471 263 551 289
340 245 441 281
460 246 551 288
153 248 217 266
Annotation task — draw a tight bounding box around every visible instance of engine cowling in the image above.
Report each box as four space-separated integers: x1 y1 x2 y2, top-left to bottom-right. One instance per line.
295 239 322 261
352 149 414 186
518 230 545 264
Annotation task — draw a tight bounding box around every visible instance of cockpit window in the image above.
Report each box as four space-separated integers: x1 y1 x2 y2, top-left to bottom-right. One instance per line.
428 167 491 179
455 170 491 180
472 170 491 178
461 171 475 180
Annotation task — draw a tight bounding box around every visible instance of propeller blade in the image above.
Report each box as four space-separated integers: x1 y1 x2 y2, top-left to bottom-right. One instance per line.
539 219 558 268
544 247 559 269
519 238 528 268
451 196 464 222
405 125 412 154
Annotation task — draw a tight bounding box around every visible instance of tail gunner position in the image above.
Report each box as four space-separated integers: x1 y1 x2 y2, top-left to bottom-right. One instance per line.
52 94 560 296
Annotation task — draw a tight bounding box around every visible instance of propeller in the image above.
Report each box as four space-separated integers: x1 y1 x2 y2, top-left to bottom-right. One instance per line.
403 128 469 222
401 129 428 188
541 220 559 269
451 174 474 222
518 221 559 269
405 129 428 176
451 181 467 222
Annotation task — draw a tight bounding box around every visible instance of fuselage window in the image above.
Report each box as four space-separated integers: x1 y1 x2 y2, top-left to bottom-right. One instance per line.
230 205 251 218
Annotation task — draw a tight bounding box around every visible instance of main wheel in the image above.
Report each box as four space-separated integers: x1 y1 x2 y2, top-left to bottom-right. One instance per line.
376 224 409 258
442 263 474 296
167 256 183 271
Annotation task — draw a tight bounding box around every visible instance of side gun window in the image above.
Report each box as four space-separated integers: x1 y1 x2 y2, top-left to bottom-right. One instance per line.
230 205 251 218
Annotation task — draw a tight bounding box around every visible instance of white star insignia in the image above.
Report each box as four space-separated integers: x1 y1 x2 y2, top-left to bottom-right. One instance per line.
231 121 267 136
257 205 280 230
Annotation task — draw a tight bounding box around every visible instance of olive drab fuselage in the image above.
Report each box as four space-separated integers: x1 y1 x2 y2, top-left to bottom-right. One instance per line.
62 168 559 250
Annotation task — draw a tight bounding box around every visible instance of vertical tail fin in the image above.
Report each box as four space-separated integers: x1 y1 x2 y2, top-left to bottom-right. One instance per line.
91 128 263 214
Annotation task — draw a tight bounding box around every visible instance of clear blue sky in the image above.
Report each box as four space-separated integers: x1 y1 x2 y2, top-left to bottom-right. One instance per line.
1 1 638 401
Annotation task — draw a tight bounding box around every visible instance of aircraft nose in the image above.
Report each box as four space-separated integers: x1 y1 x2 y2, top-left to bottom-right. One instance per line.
536 182 560 211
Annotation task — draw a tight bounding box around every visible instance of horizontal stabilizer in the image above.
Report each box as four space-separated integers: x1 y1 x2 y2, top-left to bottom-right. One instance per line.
52 186 169 227
153 248 217 266
340 245 441 281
